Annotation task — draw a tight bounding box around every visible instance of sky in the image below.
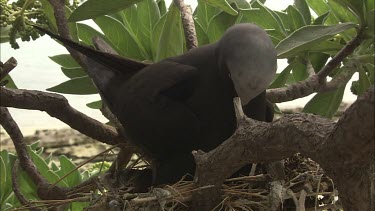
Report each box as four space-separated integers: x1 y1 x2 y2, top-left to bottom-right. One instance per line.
0 0 357 135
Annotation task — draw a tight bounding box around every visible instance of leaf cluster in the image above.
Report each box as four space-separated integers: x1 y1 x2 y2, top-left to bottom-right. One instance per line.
0 141 105 210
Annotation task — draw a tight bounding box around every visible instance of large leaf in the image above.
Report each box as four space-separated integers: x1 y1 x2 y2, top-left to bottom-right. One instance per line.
47 76 98 95
57 155 81 187
118 5 139 35
61 67 87 79
195 0 222 32
309 52 330 73
276 23 356 58
294 0 312 24
152 4 184 61
310 40 344 55
68 0 143 22
327 0 359 24
240 1 286 40
195 20 210 46
313 11 331 25
77 23 105 46
136 0 161 58
292 60 308 82
330 0 365 25
269 63 293 88
204 0 238 15
306 0 340 25
86 100 102 109
207 10 237 42
286 5 306 32
49 54 80 68
303 86 345 118
94 16 144 60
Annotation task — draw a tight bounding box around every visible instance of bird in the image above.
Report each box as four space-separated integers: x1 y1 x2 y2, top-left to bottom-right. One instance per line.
34 23 277 186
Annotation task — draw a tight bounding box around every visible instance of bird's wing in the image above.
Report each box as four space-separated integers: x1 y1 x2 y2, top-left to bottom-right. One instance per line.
33 25 148 73
129 60 199 103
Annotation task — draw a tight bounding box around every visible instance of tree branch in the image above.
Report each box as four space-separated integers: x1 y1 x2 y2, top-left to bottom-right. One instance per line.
0 107 67 200
267 28 365 103
173 0 198 50
0 87 121 145
192 86 374 210
0 57 17 82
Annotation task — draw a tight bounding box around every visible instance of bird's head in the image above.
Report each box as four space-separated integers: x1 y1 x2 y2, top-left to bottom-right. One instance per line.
217 23 277 105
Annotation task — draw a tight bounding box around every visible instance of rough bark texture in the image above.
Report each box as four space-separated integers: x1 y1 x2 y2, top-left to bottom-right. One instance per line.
192 86 374 210
0 87 120 145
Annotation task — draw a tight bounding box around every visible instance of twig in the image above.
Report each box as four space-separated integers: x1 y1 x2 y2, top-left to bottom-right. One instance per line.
0 106 67 200
173 0 198 50
0 57 18 81
11 160 42 211
267 28 365 103
0 87 120 145
48 0 86 68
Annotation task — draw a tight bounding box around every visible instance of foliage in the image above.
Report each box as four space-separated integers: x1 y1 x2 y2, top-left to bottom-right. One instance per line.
1 1 374 117
0 141 105 210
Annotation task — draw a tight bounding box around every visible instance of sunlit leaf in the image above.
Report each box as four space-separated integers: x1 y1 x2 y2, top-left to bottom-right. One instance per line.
276 23 356 58
294 0 311 24
303 86 345 118
204 0 238 15
61 67 87 79
47 76 98 95
86 100 102 109
207 10 237 42
68 0 143 22
49 54 80 68
286 5 306 32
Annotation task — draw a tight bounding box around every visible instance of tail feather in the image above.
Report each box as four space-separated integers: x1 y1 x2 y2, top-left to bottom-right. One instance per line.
33 25 148 73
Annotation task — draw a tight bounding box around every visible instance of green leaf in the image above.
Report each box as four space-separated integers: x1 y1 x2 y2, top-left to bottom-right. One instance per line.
18 168 39 200
94 16 144 60
47 76 98 95
276 23 356 58
274 11 289 31
310 40 345 54
204 0 238 15
313 11 331 25
294 0 312 24
58 155 81 187
86 100 102 109
195 20 210 46
358 67 371 96
2 75 18 89
157 0 167 16
286 5 306 32
77 23 105 46
269 63 293 88
327 0 359 24
136 0 161 58
118 4 139 35
309 52 330 73
303 86 345 118
306 0 340 25
68 0 143 22
329 0 364 25
61 67 87 79
49 54 80 68
240 1 286 40
292 60 308 82
27 146 65 186
207 10 237 42
152 4 184 61
195 0 222 32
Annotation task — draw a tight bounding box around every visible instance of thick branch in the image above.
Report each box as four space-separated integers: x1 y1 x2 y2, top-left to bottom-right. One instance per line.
193 86 374 210
48 0 86 68
0 107 67 200
0 57 17 81
267 28 365 103
173 0 198 50
0 87 121 145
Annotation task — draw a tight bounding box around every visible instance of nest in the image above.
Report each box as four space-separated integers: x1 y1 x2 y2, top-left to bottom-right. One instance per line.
14 154 341 211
